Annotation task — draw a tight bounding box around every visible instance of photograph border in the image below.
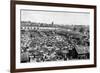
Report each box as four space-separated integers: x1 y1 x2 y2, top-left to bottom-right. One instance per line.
10 0 97 73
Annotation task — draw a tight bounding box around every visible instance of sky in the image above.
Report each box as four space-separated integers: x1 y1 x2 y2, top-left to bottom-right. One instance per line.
21 10 90 25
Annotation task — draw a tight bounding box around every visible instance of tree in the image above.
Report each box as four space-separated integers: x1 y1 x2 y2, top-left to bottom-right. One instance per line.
79 27 84 33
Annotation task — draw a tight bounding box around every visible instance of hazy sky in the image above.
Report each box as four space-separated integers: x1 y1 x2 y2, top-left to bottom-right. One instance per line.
21 10 90 25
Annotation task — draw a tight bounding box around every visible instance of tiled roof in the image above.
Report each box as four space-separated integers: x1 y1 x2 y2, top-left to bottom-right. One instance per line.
75 45 89 54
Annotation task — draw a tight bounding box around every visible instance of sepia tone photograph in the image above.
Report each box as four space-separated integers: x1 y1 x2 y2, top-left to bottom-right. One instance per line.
20 10 90 63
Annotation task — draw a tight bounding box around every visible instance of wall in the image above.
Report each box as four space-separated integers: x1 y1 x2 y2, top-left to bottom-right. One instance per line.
0 0 100 73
